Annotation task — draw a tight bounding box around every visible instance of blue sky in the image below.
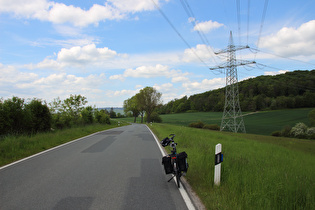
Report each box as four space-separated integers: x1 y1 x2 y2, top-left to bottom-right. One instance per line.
1 0 315 107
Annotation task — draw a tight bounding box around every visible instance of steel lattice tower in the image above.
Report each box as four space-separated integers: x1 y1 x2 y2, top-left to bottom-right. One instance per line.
210 31 254 133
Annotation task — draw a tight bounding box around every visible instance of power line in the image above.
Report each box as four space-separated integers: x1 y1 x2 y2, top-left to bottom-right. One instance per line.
236 0 241 45
250 48 315 66
151 0 212 69
247 0 251 45
179 0 218 65
255 0 269 59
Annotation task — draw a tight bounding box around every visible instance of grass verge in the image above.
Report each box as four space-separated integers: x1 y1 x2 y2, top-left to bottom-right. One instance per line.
0 121 129 167
150 123 315 209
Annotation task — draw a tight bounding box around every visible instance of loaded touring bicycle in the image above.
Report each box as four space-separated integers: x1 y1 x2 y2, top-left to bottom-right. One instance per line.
161 134 188 188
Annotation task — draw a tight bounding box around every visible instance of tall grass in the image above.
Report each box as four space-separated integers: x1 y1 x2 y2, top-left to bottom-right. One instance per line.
0 121 128 167
151 123 315 209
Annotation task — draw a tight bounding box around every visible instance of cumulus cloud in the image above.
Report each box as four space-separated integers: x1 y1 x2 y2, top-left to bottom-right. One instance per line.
110 64 189 81
182 44 217 63
259 20 315 57
0 0 166 27
0 63 106 102
28 44 123 69
182 77 225 93
192 19 224 33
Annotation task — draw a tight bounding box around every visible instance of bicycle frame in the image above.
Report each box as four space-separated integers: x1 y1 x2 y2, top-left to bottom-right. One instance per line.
166 134 181 188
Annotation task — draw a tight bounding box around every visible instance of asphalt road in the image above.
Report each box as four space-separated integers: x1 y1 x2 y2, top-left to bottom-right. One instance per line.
0 124 189 210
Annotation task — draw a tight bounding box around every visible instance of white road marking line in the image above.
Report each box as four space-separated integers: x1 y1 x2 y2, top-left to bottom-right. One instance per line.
146 125 196 210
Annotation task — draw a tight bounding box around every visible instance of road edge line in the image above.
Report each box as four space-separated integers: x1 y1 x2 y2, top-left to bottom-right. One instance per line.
146 125 196 210
0 131 103 171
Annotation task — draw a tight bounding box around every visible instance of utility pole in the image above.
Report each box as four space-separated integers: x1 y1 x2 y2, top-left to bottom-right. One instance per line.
210 31 255 133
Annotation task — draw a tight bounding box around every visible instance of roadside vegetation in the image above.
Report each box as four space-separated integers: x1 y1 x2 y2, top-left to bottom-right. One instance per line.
0 121 128 167
150 123 315 209
0 94 129 167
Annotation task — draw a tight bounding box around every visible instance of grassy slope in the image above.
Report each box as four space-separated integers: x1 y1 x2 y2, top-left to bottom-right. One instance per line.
150 123 315 209
159 108 313 135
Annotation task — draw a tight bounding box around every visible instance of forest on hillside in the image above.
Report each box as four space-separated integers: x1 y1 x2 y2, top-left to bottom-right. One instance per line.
157 70 315 114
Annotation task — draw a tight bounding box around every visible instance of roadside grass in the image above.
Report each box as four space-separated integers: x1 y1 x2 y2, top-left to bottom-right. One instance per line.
0 121 129 167
150 123 315 209
158 108 313 136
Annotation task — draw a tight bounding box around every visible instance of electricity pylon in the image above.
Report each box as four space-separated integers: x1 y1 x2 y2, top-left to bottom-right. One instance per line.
210 31 255 133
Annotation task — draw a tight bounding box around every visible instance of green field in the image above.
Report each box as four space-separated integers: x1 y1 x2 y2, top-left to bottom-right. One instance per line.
158 108 314 136
150 123 315 209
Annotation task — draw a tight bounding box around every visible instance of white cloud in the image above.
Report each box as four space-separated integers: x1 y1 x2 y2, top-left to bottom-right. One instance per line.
0 63 107 103
182 44 217 63
28 44 123 69
111 64 189 81
193 20 224 33
182 77 225 93
259 20 315 57
264 70 289 76
108 0 157 13
0 0 167 27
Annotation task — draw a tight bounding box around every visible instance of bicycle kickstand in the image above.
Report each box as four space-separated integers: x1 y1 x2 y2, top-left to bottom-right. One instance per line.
167 175 175 182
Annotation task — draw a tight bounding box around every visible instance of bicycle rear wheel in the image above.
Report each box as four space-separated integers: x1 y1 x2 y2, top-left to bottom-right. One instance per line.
176 170 181 188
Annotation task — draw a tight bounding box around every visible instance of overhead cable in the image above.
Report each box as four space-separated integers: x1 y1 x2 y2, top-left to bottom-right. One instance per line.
151 0 212 69
179 0 218 64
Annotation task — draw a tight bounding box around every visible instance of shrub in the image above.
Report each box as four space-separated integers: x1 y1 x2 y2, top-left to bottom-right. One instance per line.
188 121 205 128
306 127 315 139
203 124 220 131
280 125 292 137
144 112 162 123
290 123 308 138
271 131 281 137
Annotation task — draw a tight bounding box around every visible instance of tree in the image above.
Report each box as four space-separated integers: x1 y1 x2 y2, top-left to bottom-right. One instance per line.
80 106 94 125
109 107 116 118
25 99 51 133
63 94 87 123
137 87 162 123
123 96 140 123
49 95 88 128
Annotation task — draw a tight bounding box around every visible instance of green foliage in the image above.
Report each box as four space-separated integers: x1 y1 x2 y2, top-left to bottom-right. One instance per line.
49 94 91 128
80 106 94 125
0 123 125 167
157 70 315 114
109 107 116 118
188 121 205 128
123 96 140 123
0 97 51 136
124 87 162 123
144 112 162 123
94 109 111 124
151 123 315 210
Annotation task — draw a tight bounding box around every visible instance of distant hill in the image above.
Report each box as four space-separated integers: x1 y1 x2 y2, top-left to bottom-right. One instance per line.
157 70 315 114
98 107 124 114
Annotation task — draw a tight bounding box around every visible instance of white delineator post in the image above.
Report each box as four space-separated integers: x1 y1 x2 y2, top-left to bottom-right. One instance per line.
214 143 222 186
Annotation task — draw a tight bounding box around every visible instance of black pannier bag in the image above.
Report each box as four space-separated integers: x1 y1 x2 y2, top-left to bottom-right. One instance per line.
160 137 171 147
177 152 188 172
162 156 173 174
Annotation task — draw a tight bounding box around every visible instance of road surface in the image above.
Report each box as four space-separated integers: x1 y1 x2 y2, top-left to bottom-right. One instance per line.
0 124 189 209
